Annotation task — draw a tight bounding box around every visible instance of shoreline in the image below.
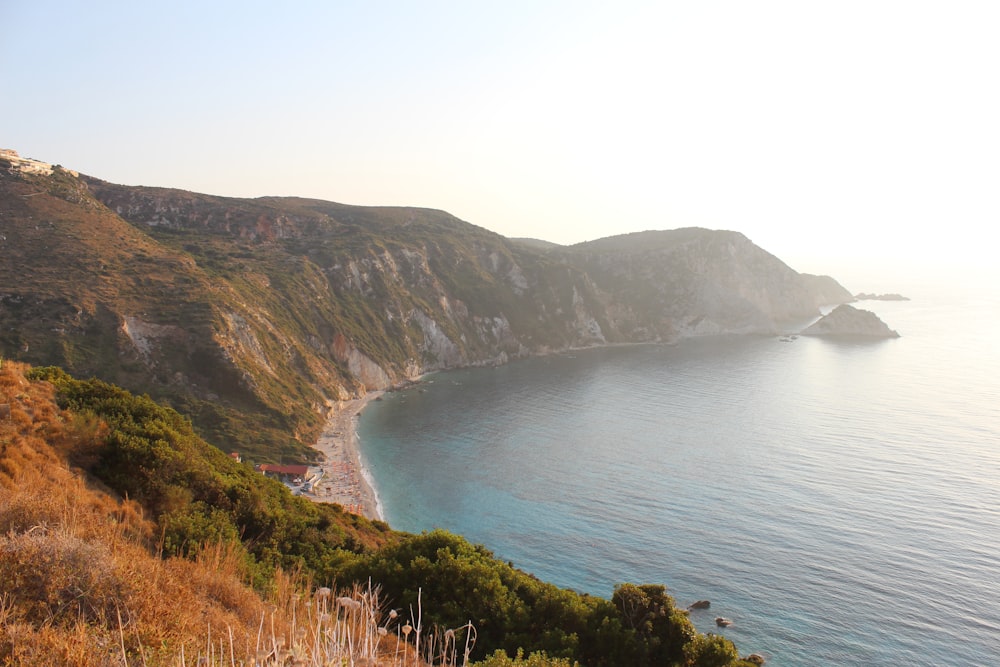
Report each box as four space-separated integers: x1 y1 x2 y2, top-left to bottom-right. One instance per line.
305 391 384 521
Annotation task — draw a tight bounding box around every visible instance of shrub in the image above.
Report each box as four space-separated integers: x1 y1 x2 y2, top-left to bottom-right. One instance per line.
25 366 391 582
685 633 741 667
473 648 579 667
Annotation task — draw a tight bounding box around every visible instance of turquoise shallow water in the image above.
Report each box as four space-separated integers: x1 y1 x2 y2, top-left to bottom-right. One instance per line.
357 287 1000 665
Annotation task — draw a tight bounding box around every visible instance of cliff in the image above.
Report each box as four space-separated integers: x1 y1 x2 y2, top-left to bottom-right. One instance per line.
1 150 853 460
563 229 853 338
800 304 900 338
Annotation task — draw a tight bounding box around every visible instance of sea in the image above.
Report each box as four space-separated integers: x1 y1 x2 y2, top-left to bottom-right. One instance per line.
356 275 1000 666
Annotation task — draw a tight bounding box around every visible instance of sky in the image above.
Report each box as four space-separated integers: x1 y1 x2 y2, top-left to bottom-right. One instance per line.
3 1 999 290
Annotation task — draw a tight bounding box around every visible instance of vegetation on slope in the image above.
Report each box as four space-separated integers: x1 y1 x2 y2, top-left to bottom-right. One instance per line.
340 531 750 667
25 366 392 583
0 360 398 665
2 362 760 665
0 162 340 462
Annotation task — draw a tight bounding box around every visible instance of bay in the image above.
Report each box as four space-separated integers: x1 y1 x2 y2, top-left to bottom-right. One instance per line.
358 284 1000 665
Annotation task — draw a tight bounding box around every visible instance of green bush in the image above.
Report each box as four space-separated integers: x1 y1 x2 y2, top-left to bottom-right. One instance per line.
684 634 741 667
473 648 579 667
341 529 733 666
26 367 390 584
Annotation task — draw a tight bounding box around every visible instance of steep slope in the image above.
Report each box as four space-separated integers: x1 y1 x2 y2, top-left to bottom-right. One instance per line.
800 272 857 307
84 179 614 363
2 159 613 459
562 229 853 338
0 360 361 665
2 150 851 462
1 159 348 460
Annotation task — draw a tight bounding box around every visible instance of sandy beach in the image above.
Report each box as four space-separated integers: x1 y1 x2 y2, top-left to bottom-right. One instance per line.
304 392 383 521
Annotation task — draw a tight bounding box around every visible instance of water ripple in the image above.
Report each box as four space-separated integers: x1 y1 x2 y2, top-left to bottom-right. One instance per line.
360 294 1000 666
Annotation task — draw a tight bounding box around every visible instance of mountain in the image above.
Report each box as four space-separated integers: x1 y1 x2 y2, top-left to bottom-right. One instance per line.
1 149 852 461
564 229 851 337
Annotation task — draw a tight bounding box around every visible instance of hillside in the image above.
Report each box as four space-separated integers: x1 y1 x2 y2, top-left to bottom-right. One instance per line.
1 150 851 463
0 360 395 665
564 229 849 337
0 360 761 666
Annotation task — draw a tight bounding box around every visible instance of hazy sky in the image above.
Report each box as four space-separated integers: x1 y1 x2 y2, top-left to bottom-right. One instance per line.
3 1 998 287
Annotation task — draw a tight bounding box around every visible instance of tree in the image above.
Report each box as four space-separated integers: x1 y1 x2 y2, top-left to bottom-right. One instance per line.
684 633 739 667
612 583 695 666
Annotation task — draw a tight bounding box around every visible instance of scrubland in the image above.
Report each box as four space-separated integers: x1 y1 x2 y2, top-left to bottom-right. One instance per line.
0 361 755 666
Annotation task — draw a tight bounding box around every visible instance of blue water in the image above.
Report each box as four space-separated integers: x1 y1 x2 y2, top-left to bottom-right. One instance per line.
358 285 1000 665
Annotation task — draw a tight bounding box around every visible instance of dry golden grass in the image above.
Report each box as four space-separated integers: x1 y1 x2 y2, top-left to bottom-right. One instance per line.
0 361 464 666
0 360 268 664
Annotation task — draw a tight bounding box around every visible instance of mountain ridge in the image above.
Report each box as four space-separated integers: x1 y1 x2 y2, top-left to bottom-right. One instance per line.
1 150 853 462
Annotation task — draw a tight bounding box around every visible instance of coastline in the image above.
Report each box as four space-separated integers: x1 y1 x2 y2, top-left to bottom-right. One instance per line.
305 391 384 521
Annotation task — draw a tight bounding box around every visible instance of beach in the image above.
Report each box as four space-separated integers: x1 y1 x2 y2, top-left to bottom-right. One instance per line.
304 392 383 521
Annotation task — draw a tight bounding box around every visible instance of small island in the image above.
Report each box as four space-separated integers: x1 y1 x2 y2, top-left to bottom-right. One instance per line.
855 292 909 301
800 304 900 338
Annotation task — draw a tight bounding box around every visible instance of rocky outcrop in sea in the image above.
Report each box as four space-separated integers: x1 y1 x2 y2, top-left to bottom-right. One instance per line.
800 304 900 338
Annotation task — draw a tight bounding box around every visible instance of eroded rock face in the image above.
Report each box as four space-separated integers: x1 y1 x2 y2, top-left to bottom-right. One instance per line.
411 308 465 369
800 304 900 338
332 334 392 390
565 229 853 338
